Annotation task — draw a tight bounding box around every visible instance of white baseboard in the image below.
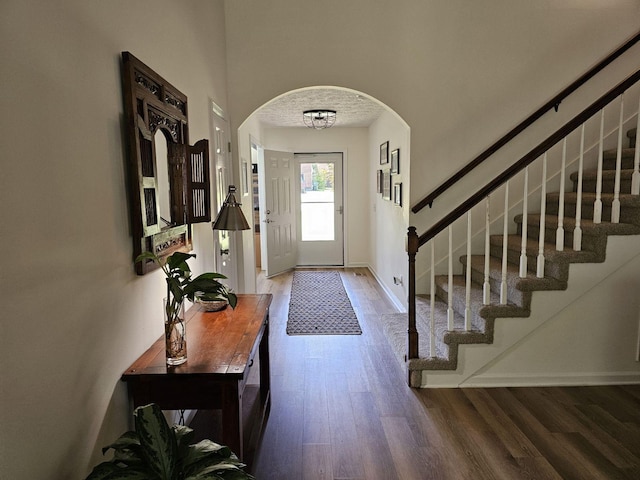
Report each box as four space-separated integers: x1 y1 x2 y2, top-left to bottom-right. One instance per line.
366 264 406 312
458 371 640 388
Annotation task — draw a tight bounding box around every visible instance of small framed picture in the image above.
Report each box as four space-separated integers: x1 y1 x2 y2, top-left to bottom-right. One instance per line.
380 141 389 165
390 149 400 174
377 169 383 193
382 171 392 200
393 182 402 206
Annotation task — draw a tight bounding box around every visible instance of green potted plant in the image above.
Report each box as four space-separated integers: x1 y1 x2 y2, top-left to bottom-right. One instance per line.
86 403 254 480
136 251 237 366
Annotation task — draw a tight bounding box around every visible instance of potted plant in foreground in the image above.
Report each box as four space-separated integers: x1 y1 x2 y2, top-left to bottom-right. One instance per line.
136 251 237 366
86 403 254 479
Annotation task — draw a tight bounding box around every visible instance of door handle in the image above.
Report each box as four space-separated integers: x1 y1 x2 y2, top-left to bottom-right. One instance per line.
337 205 343 214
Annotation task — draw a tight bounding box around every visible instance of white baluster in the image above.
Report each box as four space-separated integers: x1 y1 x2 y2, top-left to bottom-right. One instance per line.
520 167 529 278
483 196 491 305
574 124 585 251
430 241 436 357
612 95 624 223
465 211 472 330
500 181 509 305
632 94 640 195
556 138 567 251
447 225 454 330
537 154 547 278
594 109 605 224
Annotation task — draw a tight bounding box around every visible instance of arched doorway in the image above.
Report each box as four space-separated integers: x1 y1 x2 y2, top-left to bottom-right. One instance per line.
236 87 410 297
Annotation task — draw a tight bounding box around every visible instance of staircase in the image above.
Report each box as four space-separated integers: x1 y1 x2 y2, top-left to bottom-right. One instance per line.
383 127 640 387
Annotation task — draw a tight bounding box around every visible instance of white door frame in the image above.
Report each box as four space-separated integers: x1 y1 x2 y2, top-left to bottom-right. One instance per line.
294 152 345 266
210 111 238 291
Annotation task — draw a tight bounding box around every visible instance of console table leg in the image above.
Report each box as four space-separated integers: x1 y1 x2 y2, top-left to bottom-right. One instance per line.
222 383 243 460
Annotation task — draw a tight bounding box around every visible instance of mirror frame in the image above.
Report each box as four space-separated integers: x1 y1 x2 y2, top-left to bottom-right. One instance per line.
122 52 194 275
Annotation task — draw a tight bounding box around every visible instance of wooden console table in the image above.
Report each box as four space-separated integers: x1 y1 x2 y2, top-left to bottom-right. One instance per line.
122 294 272 463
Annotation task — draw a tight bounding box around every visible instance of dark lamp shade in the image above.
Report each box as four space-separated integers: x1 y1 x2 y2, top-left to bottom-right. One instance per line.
212 185 251 231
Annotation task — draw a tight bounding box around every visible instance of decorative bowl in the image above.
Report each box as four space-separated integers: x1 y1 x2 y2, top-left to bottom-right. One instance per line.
197 298 228 312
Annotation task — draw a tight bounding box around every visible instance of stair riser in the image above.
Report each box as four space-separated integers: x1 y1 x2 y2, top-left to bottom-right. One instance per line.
575 178 634 194
434 281 471 321
546 201 640 226
437 271 528 316
487 244 570 281
602 153 636 171
520 224 607 257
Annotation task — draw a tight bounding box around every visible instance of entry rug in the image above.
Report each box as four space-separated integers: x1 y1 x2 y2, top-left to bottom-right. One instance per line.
287 271 362 335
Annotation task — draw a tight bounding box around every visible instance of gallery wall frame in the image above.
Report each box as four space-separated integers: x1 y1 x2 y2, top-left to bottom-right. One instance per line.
393 182 402 206
380 141 389 165
382 170 392 200
390 148 399 174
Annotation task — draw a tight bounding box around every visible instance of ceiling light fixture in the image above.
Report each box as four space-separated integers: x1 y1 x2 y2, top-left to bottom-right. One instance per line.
303 109 337 129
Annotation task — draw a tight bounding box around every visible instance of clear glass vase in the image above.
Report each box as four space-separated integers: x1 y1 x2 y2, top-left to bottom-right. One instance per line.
164 297 187 366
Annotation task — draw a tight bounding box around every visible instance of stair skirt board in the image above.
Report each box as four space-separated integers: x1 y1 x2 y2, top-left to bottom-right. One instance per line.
390 130 640 388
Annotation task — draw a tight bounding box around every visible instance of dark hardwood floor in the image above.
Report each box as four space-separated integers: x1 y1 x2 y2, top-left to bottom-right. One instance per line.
251 267 640 480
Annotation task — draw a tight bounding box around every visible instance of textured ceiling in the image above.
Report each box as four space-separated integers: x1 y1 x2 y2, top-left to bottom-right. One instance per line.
254 88 386 128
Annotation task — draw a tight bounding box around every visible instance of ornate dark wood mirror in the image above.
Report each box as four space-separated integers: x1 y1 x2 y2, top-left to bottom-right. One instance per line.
122 52 211 274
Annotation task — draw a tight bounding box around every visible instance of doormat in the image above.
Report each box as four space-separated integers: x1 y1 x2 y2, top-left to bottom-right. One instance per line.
287 271 362 335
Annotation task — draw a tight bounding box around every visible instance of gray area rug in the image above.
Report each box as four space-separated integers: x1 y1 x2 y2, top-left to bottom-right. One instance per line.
287 271 362 335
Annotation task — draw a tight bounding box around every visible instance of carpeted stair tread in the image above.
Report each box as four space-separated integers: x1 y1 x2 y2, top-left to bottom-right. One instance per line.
382 296 454 368
602 147 636 167
548 191 640 207
463 254 567 292
489 233 598 265
519 213 640 236
434 274 530 319
570 168 636 184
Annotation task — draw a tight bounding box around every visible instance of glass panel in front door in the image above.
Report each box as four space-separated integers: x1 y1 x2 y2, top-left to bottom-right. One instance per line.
299 162 335 241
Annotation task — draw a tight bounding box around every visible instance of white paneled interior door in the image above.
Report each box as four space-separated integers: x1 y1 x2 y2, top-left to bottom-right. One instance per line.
263 150 297 277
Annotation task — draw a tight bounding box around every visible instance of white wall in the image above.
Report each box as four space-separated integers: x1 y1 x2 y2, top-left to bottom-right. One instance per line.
369 111 411 309
262 126 371 267
224 0 640 235
0 1 228 478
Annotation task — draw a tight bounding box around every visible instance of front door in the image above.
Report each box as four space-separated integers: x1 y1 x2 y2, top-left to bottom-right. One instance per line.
295 153 344 266
263 149 297 277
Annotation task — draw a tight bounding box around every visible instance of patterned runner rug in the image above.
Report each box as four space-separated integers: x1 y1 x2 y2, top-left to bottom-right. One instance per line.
287 271 362 335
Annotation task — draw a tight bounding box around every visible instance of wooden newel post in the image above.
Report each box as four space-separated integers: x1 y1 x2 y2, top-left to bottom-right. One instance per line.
407 227 419 363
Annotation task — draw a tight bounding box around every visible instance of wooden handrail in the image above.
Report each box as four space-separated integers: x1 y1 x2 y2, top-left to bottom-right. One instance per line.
412 30 640 214
414 68 640 248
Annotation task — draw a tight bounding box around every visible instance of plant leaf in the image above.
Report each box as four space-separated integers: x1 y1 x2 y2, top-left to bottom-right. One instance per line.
173 423 195 473
166 252 195 273
134 403 177 480
192 272 228 281
135 251 159 264
173 424 195 449
185 462 255 479
181 439 231 469
227 292 237 309
85 462 153 480
101 431 140 454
